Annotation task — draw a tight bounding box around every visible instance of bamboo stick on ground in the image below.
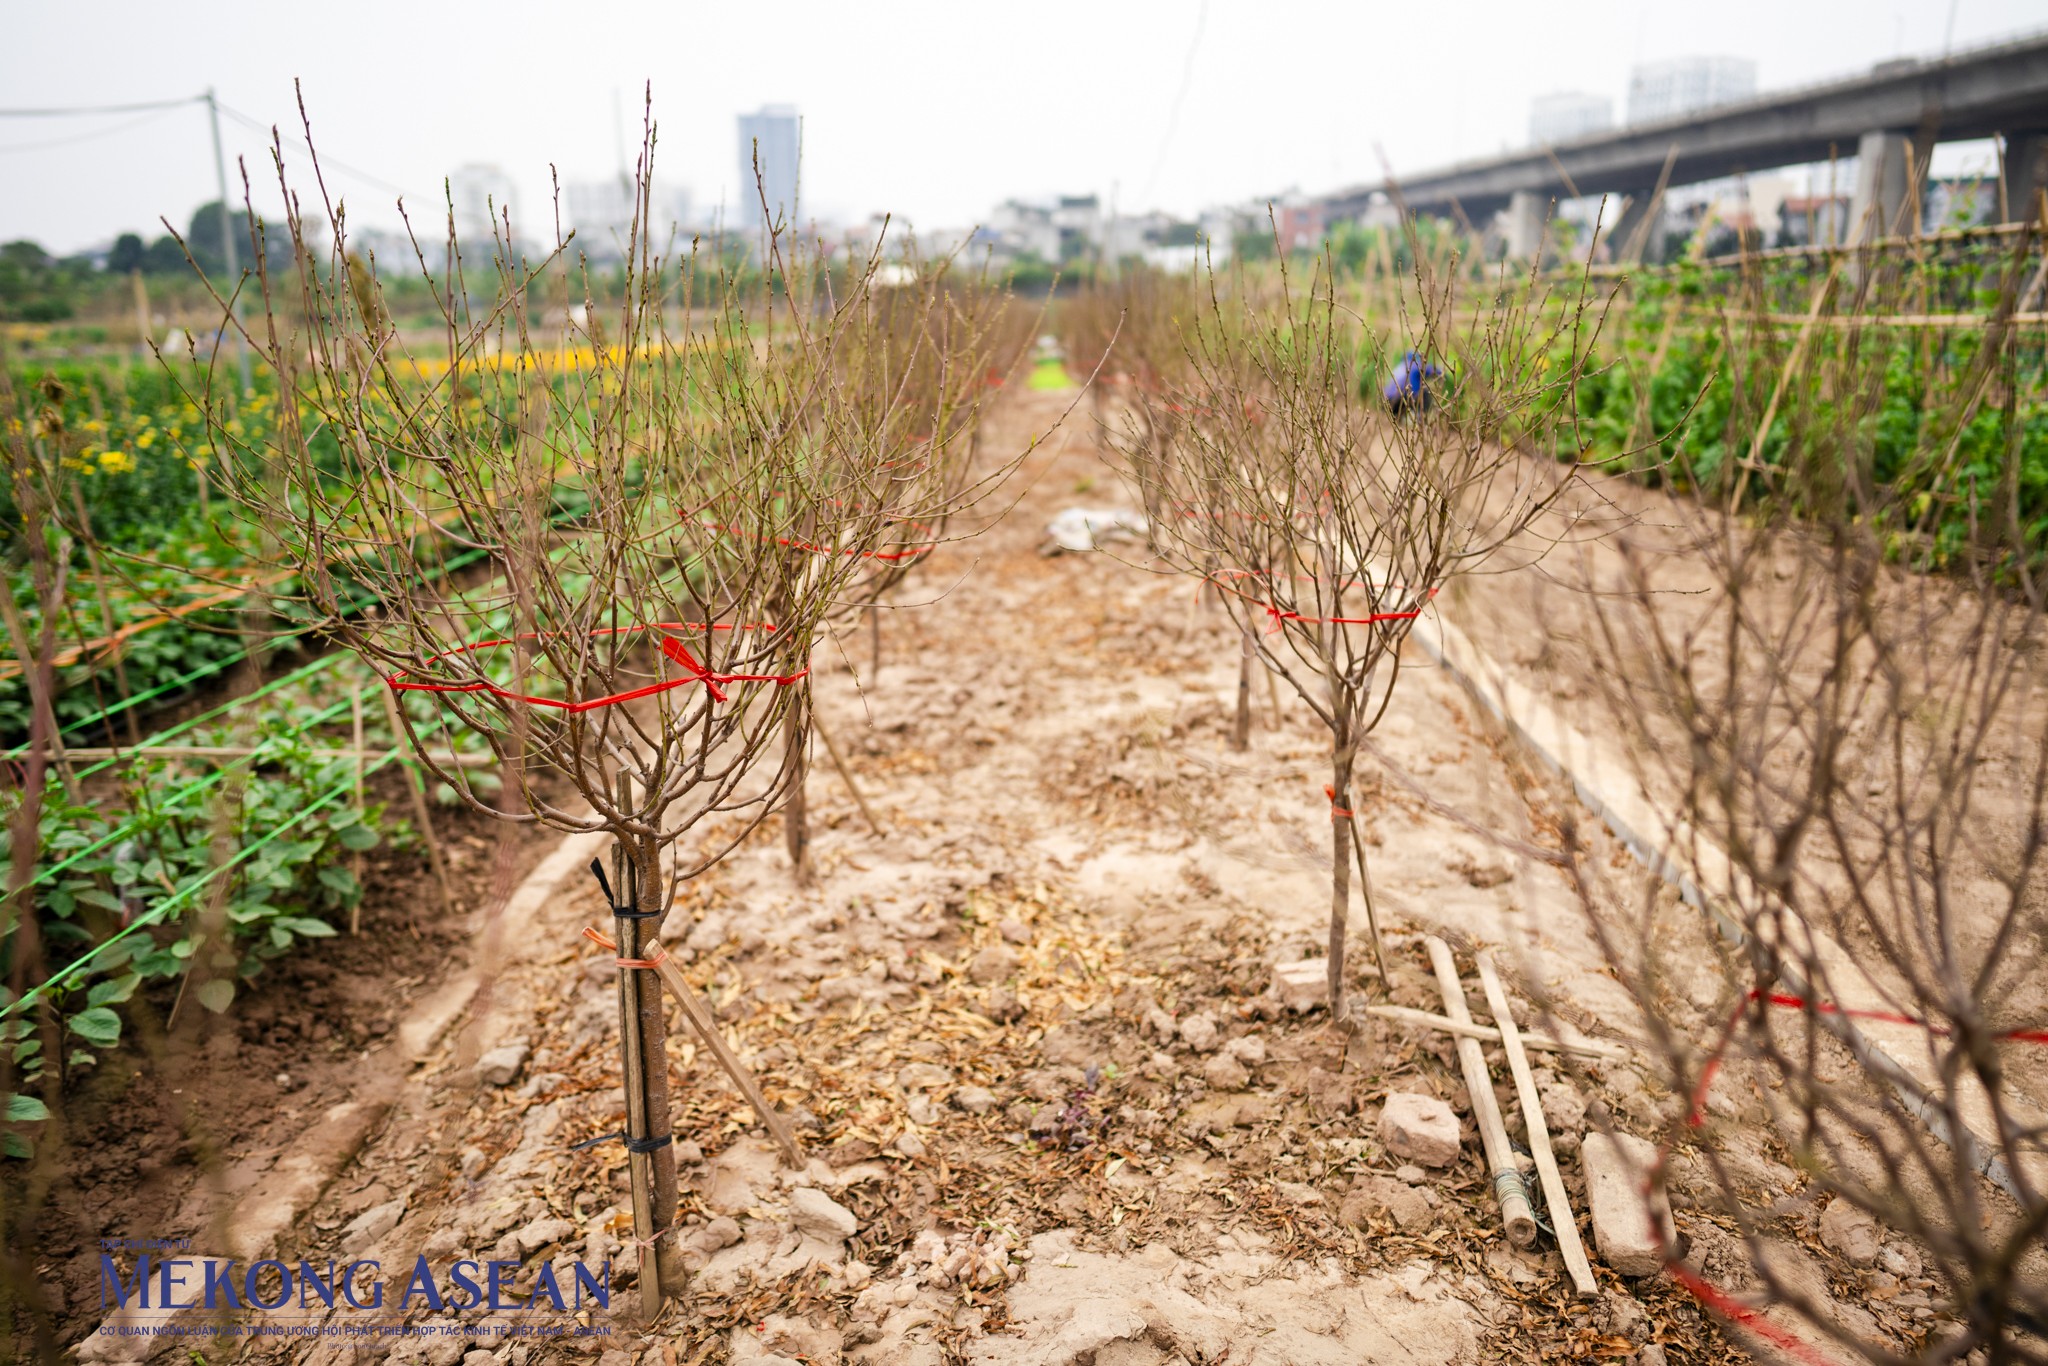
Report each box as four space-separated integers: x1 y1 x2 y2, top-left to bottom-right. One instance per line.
811 712 884 838
1364 1004 1629 1060
1426 937 1538 1247
643 936 804 1169
1476 951 1599 1296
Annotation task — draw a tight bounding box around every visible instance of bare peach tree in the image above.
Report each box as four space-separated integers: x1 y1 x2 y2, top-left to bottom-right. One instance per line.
199 121 978 1312
1558 234 2048 1363
775 247 1033 877
1121 250 1603 1017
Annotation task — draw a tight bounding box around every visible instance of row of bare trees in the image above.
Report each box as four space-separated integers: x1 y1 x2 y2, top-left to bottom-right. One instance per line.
199 114 1040 1311
1553 226 2048 1361
1091 248 1606 1018
1076 217 2048 1361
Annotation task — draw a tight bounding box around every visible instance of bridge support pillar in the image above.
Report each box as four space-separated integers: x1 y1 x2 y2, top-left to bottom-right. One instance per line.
1848 129 1923 242
1504 190 1548 262
2007 130 2048 222
1603 189 1662 263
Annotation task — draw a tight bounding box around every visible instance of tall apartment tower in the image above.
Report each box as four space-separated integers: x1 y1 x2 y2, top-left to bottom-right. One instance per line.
447 163 519 245
1626 57 1756 125
1529 92 1614 146
736 105 801 237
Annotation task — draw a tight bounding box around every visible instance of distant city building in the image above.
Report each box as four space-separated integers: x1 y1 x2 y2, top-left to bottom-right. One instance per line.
1776 195 1851 248
1273 196 1328 255
563 180 696 257
447 164 519 246
986 200 1062 262
1627 57 1756 125
736 105 801 238
565 179 633 251
1050 195 1101 258
1529 92 1614 146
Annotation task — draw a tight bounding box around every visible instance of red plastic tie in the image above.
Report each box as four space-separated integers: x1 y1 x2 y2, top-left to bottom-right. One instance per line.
699 521 934 563
1202 574 1435 635
1666 1262 1838 1366
1750 990 2048 1044
1325 785 1354 820
582 925 667 971
1689 988 2048 1127
385 622 808 713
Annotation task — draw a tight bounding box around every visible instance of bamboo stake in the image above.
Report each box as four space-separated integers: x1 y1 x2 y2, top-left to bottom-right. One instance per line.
1232 626 1254 751
68 485 139 745
606 806 663 1319
130 269 152 360
811 711 883 837
350 689 366 935
1730 262 1842 510
1476 952 1598 1296
1341 802 1391 987
19 745 500 764
1364 1004 1628 1060
377 684 454 913
1426 937 1538 1247
642 937 802 1167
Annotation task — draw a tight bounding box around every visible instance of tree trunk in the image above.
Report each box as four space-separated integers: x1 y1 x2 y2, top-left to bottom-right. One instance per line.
1327 719 1356 1019
783 700 810 881
631 834 686 1299
1329 783 1352 1018
1232 627 1254 751
613 830 685 1315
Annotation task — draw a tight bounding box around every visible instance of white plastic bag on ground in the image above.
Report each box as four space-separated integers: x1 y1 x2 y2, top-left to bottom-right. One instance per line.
1043 507 1149 554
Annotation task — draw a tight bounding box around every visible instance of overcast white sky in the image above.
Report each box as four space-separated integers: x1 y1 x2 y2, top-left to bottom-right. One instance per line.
2 0 2041 254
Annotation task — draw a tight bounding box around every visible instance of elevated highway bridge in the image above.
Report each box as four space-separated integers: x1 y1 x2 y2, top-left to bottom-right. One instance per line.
1321 29 2048 257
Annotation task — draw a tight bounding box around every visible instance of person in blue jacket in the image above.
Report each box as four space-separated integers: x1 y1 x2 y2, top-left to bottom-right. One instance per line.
1382 350 1442 416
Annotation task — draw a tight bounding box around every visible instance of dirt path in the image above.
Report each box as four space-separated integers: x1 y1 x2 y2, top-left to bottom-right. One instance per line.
61 391 1974 1366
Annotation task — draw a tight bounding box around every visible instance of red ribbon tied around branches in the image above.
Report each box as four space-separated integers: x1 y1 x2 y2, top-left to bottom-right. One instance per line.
697 521 935 563
385 622 808 713
1204 571 1438 635
1661 986 2048 1359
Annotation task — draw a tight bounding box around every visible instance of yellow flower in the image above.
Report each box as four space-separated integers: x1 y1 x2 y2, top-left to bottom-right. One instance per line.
135 430 157 451
97 449 136 474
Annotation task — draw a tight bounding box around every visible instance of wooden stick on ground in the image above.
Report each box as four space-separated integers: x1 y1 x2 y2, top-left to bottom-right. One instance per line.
1365 1004 1629 1060
1426 937 1538 1247
1476 950 1599 1297
644 937 804 1168
811 712 884 838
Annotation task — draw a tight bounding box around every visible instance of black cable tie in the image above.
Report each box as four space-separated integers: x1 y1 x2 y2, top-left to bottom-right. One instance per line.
589 857 660 919
569 1130 673 1154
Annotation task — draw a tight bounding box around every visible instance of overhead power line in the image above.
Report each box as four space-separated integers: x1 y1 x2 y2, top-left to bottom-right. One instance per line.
0 96 205 118
213 101 411 199
0 107 185 154
0 91 412 199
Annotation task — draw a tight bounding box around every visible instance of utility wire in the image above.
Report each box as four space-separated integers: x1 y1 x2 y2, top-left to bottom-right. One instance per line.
0 107 184 154
1141 0 1210 207
0 95 204 117
214 101 411 199
0 91 410 198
